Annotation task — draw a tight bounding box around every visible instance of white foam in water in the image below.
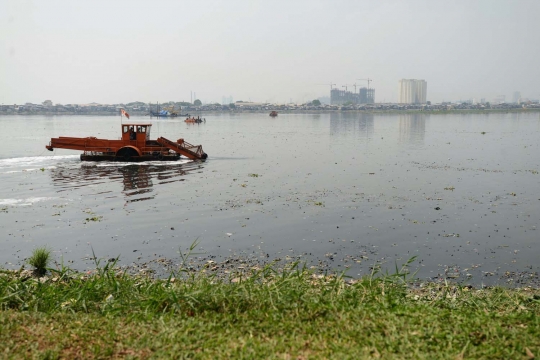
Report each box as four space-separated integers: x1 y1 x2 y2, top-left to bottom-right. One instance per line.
0 155 79 173
0 155 78 165
0 155 193 175
0 197 56 206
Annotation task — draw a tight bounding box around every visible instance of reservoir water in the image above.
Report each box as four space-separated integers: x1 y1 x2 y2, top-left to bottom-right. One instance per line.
0 112 539 286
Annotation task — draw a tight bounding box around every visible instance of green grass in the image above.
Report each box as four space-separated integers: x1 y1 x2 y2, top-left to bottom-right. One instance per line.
26 246 52 276
0 261 538 359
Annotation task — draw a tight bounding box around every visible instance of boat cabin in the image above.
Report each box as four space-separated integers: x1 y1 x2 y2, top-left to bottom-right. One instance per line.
121 124 152 141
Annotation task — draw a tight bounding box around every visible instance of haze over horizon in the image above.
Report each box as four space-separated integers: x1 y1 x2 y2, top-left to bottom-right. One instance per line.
1 0 539 105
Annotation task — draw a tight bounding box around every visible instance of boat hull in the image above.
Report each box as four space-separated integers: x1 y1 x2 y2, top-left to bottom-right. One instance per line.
80 154 181 162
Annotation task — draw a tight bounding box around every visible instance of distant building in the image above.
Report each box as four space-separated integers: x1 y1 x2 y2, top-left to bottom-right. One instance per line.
398 79 427 104
359 88 375 104
513 91 521 103
42 100 53 106
222 96 234 105
493 95 506 104
330 87 374 105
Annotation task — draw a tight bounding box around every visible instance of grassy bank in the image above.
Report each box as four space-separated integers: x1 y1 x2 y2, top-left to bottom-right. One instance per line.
1 262 539 359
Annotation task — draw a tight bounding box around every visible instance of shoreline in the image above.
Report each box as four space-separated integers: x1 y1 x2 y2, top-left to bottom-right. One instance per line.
4 248 539 289
1 108 540 117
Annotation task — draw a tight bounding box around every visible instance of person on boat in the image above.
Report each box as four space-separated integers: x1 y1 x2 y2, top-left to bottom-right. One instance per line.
129 126 136 140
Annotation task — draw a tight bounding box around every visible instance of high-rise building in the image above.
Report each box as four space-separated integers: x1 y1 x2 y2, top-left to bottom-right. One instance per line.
398 79 427 104
513 91 521 103
330 87 374 105
359 88 375 104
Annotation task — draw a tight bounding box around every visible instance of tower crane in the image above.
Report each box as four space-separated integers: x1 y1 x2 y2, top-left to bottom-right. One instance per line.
317 83 336 91
352 83 359 93
342 84 351 92
357 78 373 89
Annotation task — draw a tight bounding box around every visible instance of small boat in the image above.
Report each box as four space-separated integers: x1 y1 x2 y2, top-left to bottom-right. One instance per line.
46 123 207 161
269 111 278 117
185 116 205 123
149 111 190 118
149 103 188 118
150 111 177 118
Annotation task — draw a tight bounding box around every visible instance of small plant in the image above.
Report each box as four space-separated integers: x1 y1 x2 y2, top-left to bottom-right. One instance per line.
40 168 45 172
27 246 52 276
85 216 103 222
481 131 486 135
178 238 203 273
248 173 260 177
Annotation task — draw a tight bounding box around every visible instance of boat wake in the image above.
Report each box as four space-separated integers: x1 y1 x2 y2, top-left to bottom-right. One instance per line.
0 155 194 174
0 155 206 205
0 197 57 206
0 155 79 173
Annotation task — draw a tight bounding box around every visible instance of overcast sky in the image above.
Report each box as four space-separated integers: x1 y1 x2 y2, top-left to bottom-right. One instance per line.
1 0 539 105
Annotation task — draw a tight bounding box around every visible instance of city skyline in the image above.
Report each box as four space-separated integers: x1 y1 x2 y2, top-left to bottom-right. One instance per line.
5 84 535 107
1 0 539 105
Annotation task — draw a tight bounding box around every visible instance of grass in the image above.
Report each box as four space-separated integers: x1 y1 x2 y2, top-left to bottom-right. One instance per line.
26 246 52 276
0 259 539 359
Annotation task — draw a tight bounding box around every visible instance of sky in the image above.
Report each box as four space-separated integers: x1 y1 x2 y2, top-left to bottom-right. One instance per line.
1 0 539 105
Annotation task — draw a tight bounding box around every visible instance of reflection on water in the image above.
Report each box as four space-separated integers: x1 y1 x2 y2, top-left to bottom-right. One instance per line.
119 165 153 201
329 113 374 138
50 161 205 203
399 114 427 146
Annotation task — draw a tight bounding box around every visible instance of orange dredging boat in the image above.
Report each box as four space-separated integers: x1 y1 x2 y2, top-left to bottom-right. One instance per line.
45 123 207 162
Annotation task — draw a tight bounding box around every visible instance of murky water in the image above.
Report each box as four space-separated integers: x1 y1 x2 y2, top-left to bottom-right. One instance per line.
0 113 539 285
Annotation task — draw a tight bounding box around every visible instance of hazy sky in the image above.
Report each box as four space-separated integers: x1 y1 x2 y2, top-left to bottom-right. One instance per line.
1 0 539 105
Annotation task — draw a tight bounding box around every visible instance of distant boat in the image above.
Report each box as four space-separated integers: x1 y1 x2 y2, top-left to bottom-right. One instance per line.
150 110 178 118
149 103 188 118
150 111 191 118
185 116 205 123
269 111 278 117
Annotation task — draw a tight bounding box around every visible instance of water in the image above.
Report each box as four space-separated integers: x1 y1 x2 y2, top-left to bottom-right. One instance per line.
0 113 539 285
